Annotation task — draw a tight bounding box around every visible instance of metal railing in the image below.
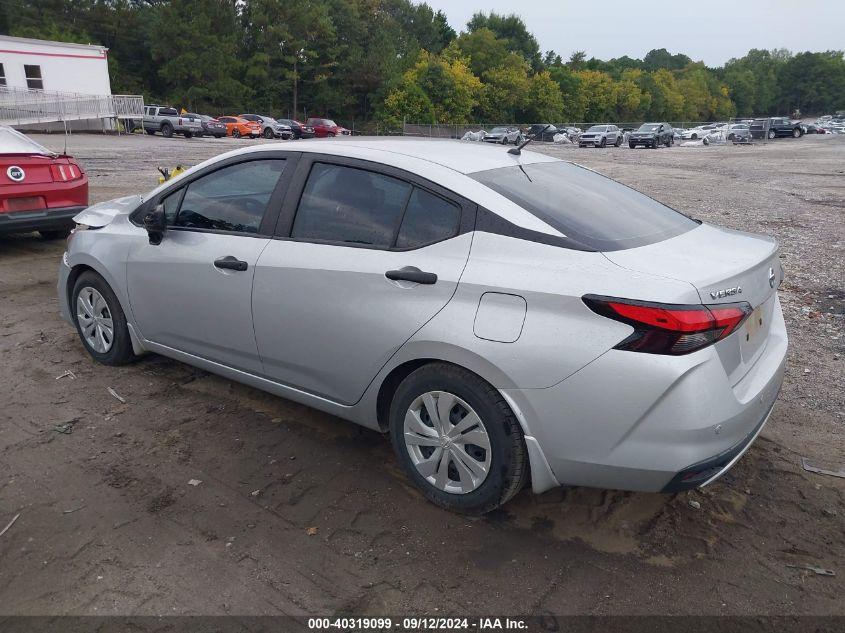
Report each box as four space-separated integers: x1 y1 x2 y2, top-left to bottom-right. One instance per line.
0 86 144 126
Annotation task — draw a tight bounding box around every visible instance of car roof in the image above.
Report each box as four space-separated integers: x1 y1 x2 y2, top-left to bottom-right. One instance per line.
244 138 559 175
143 138 564 236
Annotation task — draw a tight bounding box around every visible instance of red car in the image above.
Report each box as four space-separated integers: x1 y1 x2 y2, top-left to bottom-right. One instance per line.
0 127 88 238
305 117 351 138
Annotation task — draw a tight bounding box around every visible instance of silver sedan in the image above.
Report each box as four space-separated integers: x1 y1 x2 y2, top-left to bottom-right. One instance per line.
59 139 787 514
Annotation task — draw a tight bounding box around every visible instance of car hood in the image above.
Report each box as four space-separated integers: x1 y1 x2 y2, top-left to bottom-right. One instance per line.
73 194 142 227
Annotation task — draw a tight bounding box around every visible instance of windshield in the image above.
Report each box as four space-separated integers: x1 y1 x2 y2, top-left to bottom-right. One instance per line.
0 126 56 156
638 124 660 132
586 126 606 132
490 127 508 134
324 120 337 127
470 161 697 251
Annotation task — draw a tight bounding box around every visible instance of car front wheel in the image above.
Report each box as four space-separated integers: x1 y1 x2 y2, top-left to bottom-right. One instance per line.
768 130 776 139
71 271 135 366
793 128 802 138
390 363 528 514
264 128 275 139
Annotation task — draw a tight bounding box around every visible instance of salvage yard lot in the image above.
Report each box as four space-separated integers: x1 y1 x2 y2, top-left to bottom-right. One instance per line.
0 133 843 616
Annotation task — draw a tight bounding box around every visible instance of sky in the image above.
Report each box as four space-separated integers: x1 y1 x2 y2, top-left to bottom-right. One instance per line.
421 0 845 67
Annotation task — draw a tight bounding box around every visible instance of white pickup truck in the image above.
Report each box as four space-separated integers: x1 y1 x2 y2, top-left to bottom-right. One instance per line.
142 105 203 138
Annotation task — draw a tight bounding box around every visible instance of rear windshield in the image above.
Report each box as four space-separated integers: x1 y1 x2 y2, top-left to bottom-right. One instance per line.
470 161 697 251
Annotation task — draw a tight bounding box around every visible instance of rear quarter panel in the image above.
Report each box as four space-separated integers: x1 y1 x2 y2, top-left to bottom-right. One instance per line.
404 231 701 390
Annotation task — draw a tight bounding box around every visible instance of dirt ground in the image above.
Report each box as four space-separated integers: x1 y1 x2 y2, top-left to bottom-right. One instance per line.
0 133 843 618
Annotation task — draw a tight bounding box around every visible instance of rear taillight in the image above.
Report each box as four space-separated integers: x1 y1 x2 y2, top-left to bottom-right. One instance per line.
50 163 83 182
583 295 752 355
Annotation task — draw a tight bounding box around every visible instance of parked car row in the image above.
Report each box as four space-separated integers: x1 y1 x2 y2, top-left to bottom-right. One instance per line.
139 105 351 140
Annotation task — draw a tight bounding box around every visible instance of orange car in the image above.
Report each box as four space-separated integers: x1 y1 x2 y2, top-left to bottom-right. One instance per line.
217 116 261 138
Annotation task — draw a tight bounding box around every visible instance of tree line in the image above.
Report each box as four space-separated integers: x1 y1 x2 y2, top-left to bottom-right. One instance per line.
2 0 844 128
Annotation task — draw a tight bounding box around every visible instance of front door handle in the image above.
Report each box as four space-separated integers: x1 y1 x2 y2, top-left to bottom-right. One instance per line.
214 256 248 272
385 267 437 285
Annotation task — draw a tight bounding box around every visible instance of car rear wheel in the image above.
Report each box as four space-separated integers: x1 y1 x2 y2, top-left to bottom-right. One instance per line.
768 130 776 139
232 129 241 138
614 136 622 147
792 127 802 138
600 137 607 148
629 143 636 149
40 228 71 240
145 129 155 135
184 132 192 139
71 271 135 366
389 363 528 514
691 133 698 140
161 123 173 138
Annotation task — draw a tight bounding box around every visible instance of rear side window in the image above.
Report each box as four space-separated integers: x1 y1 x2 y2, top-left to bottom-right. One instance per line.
160 107 178 116
292 163 411 247
173 159 286 233
471 161 697 251
396 189 461 248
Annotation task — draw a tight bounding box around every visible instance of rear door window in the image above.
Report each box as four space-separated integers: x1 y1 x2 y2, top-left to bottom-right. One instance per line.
471 161 697 251
172 159 286 233
291 163 411 247
396 189 461 249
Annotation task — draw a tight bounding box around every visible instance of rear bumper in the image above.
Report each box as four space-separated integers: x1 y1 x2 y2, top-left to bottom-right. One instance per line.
0 205 84 234
504 295 788 493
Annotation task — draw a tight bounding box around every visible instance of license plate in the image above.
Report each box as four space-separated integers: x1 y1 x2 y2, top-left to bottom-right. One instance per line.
745 307 762 338
6 196 46 212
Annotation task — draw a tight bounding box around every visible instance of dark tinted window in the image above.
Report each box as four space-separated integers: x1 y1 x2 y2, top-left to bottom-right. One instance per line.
396 189 461 248
162 189 183 224
173 159 286 233
292 163 411 247
471 162 697 251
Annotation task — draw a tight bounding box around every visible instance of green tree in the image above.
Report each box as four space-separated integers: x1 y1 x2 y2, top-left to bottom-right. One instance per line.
455 28 509 77
383 50 481 123
150 0 250 112
466 11 542 71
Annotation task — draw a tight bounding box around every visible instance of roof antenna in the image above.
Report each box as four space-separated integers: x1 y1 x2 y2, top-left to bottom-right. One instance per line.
61 117 69 156
509 124 549 155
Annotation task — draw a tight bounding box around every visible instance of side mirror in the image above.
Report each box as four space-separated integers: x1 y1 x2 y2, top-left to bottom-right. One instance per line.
143 204 167 245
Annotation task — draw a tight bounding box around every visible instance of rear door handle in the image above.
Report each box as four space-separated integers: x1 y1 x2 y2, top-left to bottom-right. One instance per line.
385 267 437 285
214 256 248 272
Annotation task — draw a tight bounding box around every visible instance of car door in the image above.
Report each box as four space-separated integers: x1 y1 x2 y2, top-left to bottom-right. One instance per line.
252 156 474 404
126 155 295 372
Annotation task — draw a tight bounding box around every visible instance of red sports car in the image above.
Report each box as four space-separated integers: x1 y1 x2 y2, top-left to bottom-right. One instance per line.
0 127 88 238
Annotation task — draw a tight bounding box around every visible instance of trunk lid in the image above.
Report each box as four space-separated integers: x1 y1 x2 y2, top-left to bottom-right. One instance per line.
603 223 782 385
0 154 55 185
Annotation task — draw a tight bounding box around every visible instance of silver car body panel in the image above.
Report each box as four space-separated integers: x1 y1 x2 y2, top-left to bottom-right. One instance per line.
59 138 788 496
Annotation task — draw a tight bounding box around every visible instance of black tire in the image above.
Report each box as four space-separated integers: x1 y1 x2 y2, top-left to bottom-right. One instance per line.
145 129 156 135
264 127 275 139
40 228 71 240
389 362 528 514
161 123 173 138
328 132 336 138
71 271 135 366
184 132 192 139
215 134 224 139
599 137 607 148
232 128 241 138
792 127 802 138
768 129 776 139
614 136 622 147
691 133 698 140
629 143 636 149
728 133 735 141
